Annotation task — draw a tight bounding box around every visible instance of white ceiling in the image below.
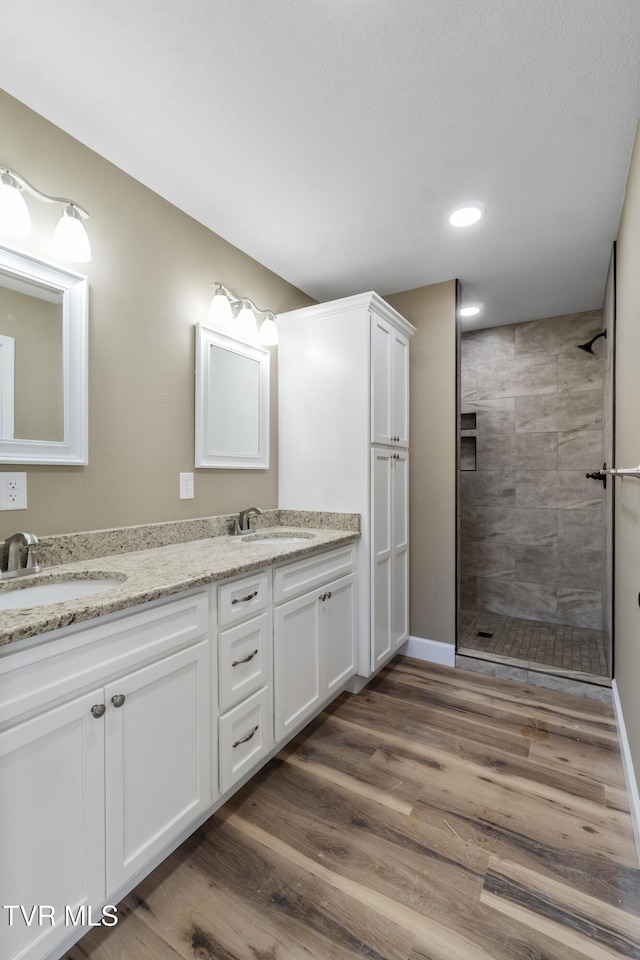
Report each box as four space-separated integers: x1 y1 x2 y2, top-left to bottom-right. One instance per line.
2 0 640 329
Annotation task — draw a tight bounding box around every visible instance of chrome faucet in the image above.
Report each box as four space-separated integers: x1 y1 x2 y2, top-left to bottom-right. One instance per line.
231 506 263 535
2 532 40 579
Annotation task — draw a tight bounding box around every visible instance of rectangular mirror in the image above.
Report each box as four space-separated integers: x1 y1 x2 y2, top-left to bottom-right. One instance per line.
0 244 88 464
195 324 269 469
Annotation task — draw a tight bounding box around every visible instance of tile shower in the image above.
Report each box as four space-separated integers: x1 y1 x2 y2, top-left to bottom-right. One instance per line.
458 309 610 682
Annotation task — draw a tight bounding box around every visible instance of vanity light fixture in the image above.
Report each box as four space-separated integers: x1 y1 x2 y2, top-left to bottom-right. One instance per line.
449 204 485 227
208 282 279 346
0 164 91 262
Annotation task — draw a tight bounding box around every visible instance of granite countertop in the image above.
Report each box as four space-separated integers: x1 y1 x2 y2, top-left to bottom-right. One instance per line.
0 524 359 648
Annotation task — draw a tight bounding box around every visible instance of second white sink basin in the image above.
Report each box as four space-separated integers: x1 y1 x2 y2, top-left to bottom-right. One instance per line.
0 576 124 611
242 532 315 545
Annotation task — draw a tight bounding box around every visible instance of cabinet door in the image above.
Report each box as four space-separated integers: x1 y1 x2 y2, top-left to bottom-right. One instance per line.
371 314 393 445
392 451 409 648
371 448 393 668
274 591 322 742
322 573 357 695
392 330 410 447
0 690 105 960
105 639 212 892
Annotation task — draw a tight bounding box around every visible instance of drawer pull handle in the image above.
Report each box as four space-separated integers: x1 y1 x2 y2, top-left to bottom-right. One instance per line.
232 649 259 667
91 704 106 719
111 694 126 708
231 590 258 605
319 591 333 602
233 724 259 748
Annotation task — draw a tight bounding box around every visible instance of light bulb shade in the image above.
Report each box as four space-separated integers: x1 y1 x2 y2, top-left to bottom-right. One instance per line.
53 205 91 262
208 287 233 329
258 314 279 346
236 302 258 342
0 173 32 237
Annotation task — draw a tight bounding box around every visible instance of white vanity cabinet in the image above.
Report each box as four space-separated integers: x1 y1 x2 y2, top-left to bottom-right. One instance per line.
278 292 415 679
216 573 273 793
0 592 212 960
273 546 356 741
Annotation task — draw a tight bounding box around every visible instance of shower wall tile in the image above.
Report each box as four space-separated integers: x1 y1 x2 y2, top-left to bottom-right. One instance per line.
515 471 603 510
557 353 604 394
557 430 603 470
515 310 603 357
460 470 516 505
557 588 601 630
460 577 477 609
514 545 558 584
463 505 557 545
462 542 516 580
475 578 558 621
463 398 515 435
475 357 557 400
558 506 603 554
557 548 603 592
461 366 477 401
515 390 602 433
476 434 516 470
461 325 515 366
514 433 558 470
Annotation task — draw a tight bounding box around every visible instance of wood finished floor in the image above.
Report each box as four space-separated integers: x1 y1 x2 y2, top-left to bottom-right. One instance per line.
67 657 640 960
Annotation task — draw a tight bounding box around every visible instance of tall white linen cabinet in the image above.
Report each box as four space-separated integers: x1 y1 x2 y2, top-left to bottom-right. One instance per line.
277 292 416 682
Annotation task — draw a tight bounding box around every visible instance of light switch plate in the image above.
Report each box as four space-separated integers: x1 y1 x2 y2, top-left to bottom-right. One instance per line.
0 472 27 510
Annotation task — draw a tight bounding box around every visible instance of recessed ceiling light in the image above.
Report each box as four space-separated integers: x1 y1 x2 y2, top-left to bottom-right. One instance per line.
460 305 481 317
449 205 485 227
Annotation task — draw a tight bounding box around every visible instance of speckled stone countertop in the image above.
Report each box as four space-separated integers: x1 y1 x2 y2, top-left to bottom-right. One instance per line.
0 511 359 648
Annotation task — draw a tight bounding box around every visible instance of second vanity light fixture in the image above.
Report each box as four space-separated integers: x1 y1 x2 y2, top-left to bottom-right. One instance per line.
0 164 91 263
208 282 279 346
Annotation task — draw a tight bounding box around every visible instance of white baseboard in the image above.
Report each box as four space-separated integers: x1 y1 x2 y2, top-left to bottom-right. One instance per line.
399 636 456 667
612 679 640 867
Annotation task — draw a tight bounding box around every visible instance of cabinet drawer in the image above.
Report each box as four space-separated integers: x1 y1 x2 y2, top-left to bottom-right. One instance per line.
273 545 356 604
219 685 273 794
218 611 271 713
218 571 270 627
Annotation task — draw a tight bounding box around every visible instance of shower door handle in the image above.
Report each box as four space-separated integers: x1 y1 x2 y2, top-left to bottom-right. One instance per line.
585 463 607 488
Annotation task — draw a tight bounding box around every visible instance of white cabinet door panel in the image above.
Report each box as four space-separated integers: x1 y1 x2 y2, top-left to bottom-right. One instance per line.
105 639 211 891
323 574 357 694
274 591 321 741
0 690 105 960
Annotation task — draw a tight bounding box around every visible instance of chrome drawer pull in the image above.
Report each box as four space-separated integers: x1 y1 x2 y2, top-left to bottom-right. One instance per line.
232 649 259 667
231 590 258 605
233 724 259 748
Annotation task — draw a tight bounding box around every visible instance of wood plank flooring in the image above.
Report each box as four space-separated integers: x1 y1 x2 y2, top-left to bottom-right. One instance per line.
66 657 640 960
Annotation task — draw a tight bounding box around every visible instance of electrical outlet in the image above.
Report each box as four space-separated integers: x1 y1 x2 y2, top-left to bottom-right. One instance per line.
179 472 194 500
0 472 28 510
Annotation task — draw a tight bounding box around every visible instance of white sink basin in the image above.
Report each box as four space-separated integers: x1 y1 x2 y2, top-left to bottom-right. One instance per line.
0 576 124 611
241 533 315 545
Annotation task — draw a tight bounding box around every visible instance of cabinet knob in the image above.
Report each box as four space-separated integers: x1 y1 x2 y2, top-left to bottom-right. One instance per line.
233 724 259 748
111 694 126 708
91 703 106 719
232 649 259 667
231 590 258 605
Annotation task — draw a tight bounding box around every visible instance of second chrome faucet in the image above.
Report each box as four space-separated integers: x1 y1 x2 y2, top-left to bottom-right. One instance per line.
231 507 262 536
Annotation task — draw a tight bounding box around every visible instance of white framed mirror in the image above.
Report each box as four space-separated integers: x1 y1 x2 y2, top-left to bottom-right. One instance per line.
195 324 270 469
0 244 88 464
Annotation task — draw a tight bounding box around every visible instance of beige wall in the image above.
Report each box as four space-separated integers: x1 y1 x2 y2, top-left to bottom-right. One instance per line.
0 90 314 539
386 281 457 644
614 121 640 787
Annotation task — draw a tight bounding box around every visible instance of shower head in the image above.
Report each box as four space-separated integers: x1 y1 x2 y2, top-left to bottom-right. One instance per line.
576 330 606 355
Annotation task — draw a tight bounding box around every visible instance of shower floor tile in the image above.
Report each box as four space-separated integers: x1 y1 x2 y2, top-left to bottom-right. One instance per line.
457 608 610 683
